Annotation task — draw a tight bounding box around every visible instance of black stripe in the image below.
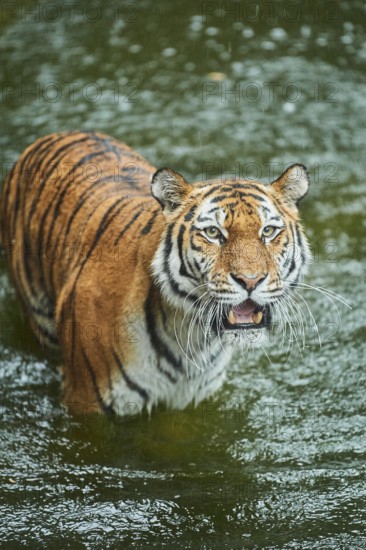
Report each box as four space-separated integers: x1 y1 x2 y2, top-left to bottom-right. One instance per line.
81 347 116 417
80 198 127 263
12 136 59 298
278 236 290 260
112 349 149 401
177 224 188 277
202 184 223 200
232 182 270 195
164 224 173 256
163 226 197 301
205 203 238 215
50 192 128 294
67 198 130 374
157 365 178 383
25 135 93 295
22 134 79 248
144 290 184 373
240 199 254 213
219 186 234 192
184 204 197 221
286 223 298 277
48 175 135 291
152 302 179 382
238 192 268 203
30 303 54 319
202 182 271 204
49 175 124 279
291 270 301 288
295 224 305 264
190 233 202 252
43 150 108 255
22 232 39 298
200 368 225 389
203 207 221 216
260 205 271 214
11 134 58 238
55 175 120 241
34 322 59 346
185 248 198 277
212 288 236 295
282 233 292 270
72 192 128 249
268 195 287 216
177 224 195 280
141 208 159 235
90 131 122 162
209 193 233 204
193 258 202 273
13 257 57 346
113 206 145 245
27 135 92 231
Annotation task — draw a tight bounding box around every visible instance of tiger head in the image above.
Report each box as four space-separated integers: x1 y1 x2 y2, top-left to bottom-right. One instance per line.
151 164 311 346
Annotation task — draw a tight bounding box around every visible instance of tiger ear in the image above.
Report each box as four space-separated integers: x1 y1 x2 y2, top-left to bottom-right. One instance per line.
271 164 309 208
151 168 192 213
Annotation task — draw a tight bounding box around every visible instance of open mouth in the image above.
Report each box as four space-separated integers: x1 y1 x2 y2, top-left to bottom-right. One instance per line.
223 299 271 331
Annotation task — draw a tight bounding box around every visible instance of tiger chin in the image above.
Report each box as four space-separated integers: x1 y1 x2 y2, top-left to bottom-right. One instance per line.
0 131 311 417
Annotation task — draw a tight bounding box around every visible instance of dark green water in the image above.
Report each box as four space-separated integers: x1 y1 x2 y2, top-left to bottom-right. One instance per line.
1 1 366 548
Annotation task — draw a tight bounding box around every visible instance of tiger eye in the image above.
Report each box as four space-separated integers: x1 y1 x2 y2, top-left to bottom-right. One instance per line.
262 225 276 238
205 226 221 239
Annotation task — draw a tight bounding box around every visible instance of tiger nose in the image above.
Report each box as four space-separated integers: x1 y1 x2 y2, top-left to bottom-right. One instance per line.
231 272 266 291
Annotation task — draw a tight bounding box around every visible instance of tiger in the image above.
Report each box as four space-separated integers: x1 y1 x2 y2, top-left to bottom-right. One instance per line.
0 130 311 416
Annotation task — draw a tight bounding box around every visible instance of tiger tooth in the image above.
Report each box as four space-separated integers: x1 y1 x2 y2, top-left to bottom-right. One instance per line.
252 311 263 325
228 310 236 325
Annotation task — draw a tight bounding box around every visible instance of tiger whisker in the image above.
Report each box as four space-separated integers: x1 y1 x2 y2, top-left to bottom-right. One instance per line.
291 282 352 309
173 283 211 372
291 290 322 348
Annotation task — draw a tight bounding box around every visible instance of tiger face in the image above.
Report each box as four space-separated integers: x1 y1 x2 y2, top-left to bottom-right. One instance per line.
151 164 311 346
